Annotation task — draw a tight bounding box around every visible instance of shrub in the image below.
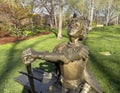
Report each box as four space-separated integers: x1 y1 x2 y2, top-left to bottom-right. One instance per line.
22 30 34 36
7 25 52 37
0 31 10 38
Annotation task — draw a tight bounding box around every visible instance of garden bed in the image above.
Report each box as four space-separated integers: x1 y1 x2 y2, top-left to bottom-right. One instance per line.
0 32 50 45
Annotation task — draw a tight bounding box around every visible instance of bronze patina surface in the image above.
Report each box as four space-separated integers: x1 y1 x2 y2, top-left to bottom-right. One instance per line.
21 15 103 93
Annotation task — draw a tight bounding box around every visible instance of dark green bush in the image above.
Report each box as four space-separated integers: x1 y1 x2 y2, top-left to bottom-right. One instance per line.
7 25 54 37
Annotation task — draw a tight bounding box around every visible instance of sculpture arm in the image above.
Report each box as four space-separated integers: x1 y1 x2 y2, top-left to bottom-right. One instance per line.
39 52 70 63
21 48 70 64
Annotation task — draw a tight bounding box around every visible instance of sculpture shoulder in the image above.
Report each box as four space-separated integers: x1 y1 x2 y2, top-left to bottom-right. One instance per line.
80 43 89 50
76 43 89 58
53 42 67 52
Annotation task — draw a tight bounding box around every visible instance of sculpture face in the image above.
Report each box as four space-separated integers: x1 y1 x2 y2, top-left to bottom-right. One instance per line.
68 18 89 40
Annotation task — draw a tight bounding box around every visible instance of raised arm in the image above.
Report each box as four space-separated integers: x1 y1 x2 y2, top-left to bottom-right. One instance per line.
21 48 70 64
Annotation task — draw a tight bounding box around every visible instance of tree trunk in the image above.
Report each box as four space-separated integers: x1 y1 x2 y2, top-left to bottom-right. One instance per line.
89 0 94 30
31 17 34 31
118 14 120 24
95 10 99 27
104 0 111 26
57 0 63 39
54 14 58 28
50 0 55 28
81 0 85 16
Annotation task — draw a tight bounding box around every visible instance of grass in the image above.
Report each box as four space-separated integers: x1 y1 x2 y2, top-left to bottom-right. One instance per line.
85 25 120 93
0 31 68 93
0 26 120 93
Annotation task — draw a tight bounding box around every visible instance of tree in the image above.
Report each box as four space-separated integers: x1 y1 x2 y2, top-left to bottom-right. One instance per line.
0 2 29 36
57 0 63 39
113 0 120 24
104 0 112 26
39 0 57 28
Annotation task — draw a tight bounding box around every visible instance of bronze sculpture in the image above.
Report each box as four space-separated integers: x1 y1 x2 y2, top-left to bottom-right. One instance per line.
21 15 103 93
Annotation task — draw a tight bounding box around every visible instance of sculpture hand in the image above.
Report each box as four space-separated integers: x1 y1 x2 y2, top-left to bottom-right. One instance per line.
21 48 37 64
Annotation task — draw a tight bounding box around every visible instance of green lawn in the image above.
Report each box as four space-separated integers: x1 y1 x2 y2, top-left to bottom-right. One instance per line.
85 25 120 93
0 26 120 93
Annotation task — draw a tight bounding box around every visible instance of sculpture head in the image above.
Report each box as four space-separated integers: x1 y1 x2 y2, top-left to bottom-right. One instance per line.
67 16 89 41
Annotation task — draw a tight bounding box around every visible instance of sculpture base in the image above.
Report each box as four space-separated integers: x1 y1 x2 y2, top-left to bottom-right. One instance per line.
14 68 62 93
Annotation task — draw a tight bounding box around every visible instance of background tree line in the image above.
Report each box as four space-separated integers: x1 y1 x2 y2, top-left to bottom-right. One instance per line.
0 0 120 38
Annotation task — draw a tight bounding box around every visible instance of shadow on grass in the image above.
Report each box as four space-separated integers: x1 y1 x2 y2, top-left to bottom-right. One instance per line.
89 52 120 93
51 29 69 38
0 35 56 92
92 26 120 34
22 87 30 93
21 61 56 93
0 42 22 89
37 61 56 72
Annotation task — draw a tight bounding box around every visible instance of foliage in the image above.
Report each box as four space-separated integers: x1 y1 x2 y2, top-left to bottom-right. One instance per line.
0 2 31 36
0 0 120 38
92 21 96 27
6 25 52 37
22 30 33 36
21 26 52 36
0 1 55 37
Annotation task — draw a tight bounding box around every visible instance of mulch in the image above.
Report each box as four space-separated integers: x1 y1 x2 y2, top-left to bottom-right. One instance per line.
0 32 50 45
